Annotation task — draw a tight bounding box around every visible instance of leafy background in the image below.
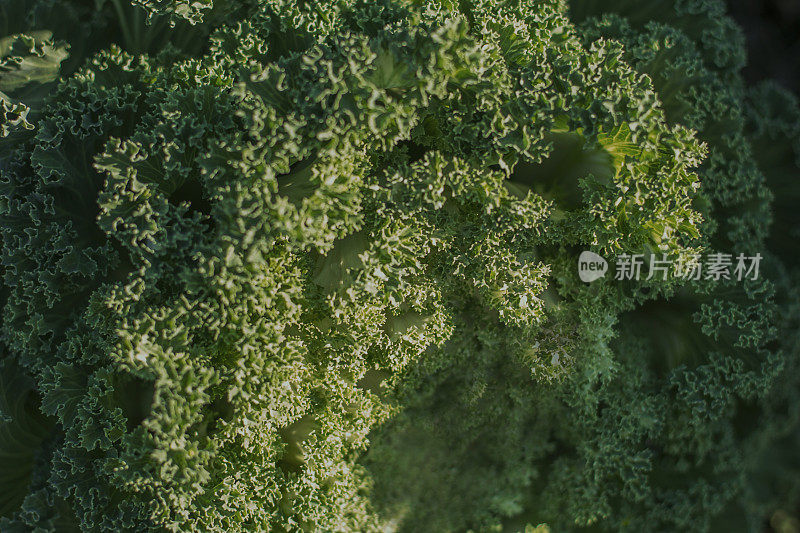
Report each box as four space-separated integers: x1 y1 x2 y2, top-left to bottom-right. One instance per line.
0 0 800 531
728 3 800 531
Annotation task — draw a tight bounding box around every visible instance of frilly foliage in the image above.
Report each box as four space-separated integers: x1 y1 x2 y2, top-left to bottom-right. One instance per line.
0 0 797 531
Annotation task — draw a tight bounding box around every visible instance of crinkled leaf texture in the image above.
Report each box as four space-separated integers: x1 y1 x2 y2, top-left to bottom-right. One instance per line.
0 0 797 532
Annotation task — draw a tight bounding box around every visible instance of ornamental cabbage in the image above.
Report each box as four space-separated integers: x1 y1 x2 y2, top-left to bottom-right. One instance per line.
0 0 798 531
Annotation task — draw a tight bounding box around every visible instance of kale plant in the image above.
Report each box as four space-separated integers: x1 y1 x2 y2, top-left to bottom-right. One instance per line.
0 0 798 531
